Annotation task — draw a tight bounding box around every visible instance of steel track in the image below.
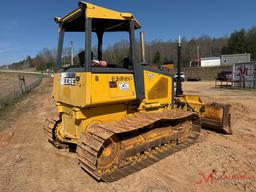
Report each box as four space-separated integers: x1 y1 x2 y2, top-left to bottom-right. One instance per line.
76 110 201 182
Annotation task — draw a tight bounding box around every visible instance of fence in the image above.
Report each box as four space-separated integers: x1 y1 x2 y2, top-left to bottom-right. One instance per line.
0 72 43 108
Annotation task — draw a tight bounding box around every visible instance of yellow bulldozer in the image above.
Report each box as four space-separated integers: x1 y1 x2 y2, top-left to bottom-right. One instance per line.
44 2 231 181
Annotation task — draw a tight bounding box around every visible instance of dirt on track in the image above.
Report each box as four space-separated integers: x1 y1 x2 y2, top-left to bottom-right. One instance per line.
0 79 256 192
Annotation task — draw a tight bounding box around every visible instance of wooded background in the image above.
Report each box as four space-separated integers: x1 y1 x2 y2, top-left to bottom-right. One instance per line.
2 26 256 71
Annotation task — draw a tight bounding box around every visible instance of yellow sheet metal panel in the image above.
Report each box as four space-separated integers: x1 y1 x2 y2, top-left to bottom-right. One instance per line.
61 113 77 138
184 95 203 112
52 73 60 100
59 2 141 28
52 71 136 108
86 2 130 20
91 73 136 105
143 70 172 105
57 103 127 141
52 72 91 108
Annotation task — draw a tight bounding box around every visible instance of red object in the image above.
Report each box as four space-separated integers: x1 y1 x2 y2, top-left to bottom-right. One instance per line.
92 60 107 67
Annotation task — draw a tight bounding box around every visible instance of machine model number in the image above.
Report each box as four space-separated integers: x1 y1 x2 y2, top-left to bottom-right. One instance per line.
111 76 133 81
60 72 76 86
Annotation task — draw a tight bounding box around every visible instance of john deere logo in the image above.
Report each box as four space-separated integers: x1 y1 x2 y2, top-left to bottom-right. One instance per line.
60 72 76 86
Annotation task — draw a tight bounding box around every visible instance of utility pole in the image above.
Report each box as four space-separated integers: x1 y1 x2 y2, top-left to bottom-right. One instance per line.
197 45 200 67
70 41 74 66
176 36 183 96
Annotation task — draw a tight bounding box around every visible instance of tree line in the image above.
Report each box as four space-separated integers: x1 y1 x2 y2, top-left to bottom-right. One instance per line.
3 26 256 71
222 27 256 59
105 26 256 67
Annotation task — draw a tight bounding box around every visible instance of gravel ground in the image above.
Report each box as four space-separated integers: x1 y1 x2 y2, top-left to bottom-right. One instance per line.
0 79 255 192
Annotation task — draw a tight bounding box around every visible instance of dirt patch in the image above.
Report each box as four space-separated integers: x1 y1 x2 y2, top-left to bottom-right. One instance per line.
0 80 255 192
0 131 14 149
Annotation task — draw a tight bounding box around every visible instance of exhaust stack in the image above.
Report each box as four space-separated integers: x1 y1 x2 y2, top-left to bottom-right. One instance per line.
140 32 146 63
176 36 183 96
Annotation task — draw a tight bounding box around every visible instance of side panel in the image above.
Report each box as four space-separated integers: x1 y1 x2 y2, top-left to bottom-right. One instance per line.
52 72 91 107
91 73 136 105
52 72 136 107
52 74 60 100
143 70 173 105
58 103 127 142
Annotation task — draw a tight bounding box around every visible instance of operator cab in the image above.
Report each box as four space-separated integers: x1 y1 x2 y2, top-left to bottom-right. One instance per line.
55 2 141 72
54 2 172 102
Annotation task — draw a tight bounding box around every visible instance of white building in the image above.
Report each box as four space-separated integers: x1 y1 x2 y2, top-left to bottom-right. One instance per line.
221 54 250 65
191 54 251 68
200 57 221 67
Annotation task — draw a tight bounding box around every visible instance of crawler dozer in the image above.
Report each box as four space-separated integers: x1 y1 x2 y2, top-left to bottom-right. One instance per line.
44 2 231 181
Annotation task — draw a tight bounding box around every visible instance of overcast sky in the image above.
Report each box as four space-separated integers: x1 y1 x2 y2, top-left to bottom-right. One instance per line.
0 0 256 65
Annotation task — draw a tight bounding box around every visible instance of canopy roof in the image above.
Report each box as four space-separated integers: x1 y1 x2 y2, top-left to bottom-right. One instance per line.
55 2 141 32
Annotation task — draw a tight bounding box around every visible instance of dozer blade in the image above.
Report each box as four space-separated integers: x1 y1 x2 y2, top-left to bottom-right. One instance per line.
201 103 232 134
174 95 232 134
